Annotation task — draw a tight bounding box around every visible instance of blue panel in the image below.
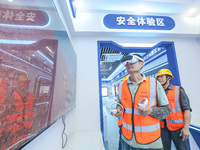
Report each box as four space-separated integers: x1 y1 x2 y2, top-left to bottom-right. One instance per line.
69 0 76 18
103 14 175 30
189 125 200 149
97 41 104 140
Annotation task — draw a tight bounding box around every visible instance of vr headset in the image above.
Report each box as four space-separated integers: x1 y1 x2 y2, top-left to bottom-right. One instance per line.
121 54 144 66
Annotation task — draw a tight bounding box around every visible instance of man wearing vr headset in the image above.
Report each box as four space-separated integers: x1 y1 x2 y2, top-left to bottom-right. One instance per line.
156 69 191 150
111 54 171 150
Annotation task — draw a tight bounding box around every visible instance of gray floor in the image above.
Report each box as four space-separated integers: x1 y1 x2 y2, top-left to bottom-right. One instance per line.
103 106 120 150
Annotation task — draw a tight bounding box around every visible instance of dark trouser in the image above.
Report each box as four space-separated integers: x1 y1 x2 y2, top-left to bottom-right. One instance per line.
121 139 164 150
161 126 189 150
118 126 122 150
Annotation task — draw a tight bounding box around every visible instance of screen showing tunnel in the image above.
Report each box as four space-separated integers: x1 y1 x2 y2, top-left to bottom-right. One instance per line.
0 1 77 150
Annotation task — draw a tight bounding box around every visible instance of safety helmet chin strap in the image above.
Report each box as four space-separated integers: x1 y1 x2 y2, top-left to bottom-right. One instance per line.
161 75 171 87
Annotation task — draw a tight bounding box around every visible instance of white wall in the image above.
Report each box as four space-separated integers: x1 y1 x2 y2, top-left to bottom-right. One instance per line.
173 38 200 126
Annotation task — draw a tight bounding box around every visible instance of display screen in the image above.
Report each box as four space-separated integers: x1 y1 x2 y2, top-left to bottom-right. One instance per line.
0 0 77 150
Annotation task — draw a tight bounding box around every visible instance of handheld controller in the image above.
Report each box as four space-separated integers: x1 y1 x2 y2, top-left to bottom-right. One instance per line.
111 109 118 114
138 98 148 108
110 102 124 114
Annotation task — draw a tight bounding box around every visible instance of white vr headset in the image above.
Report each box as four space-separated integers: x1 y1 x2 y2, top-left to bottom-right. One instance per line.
121 54 144 66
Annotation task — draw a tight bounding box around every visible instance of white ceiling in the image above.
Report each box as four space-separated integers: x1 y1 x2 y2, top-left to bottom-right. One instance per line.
75 0 200 17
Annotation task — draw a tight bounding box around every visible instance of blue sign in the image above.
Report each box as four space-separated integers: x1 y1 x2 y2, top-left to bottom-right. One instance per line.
143 47 166 64
103 14 175 30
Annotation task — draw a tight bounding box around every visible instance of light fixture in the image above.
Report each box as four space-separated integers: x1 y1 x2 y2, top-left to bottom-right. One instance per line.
46 46 53 53
104 54 123 61
37 50 53 64
134 5 146 13
118 43 156 47
101 60 115 62
0 39 36 44
102 53 121 55
76 1 84 8
188 8 196 14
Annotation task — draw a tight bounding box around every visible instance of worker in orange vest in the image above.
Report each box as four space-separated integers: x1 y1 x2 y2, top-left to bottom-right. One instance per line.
156 69 191 150
111 54 171 150
6 75 34 133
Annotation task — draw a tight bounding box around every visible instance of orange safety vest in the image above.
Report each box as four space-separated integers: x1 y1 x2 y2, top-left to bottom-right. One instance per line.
117 82 123 127
0 79 7 137
118 115 123 126
118 77 160 144
160 86 184 131
6 91 34 133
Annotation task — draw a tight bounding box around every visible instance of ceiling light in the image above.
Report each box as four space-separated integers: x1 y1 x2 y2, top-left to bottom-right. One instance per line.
118 43 156 47
7 0 13 2
188 8 196 14
46 46 53 53
104 54 123 61
0 39 36 44
183 8 196 16
135 5 146 13
101 60 115 62
76 1 84 8
102 53 121 55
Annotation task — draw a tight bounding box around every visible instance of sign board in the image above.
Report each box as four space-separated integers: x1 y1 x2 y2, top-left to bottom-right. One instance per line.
103 14 175 30
0 8 49 26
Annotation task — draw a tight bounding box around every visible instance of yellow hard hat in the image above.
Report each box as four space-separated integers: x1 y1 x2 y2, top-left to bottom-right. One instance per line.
17 75 30 83
121 76 129 81
156 69 173 79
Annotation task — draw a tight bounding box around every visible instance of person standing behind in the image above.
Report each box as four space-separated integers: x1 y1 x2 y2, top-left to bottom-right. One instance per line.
156 69 192 150
111 54 171 150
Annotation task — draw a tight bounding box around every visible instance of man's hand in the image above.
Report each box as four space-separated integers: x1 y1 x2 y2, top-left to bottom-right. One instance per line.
179 127 190 141
111 106 123 117
136 105 153 117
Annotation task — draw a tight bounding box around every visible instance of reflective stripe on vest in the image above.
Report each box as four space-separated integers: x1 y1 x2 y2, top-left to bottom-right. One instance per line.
149 78 156 107
166 119 184 124
118 108 132 126
118 81 123 99
119 77 160 144
161 86 184 131
135 122 160 132
118 117 123 126
117 80 125 126
170 86 182 113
